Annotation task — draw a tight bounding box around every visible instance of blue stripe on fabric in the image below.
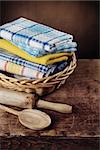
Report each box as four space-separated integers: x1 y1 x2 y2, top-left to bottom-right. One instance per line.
11 23 38 41
27 29 53 46
0 28 12 34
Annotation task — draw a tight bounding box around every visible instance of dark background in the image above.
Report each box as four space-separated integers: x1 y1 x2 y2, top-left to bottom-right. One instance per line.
0 1 99 58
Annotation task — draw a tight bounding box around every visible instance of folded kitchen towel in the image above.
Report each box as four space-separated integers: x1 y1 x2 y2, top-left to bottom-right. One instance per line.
0 39 73 65
0 57 68 79
0 17 77 56
0 58 44 79
0 48 57 74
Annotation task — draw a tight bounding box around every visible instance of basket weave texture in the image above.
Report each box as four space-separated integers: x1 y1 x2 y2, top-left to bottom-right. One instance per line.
0 53 77 96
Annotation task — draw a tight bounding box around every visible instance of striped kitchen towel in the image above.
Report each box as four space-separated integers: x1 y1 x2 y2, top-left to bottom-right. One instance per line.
0 58 44 79
0 52 68 79
0 57 68 79
0 17 77 56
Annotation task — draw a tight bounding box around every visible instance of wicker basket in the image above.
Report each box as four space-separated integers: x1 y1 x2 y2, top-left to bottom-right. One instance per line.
0 52 77 96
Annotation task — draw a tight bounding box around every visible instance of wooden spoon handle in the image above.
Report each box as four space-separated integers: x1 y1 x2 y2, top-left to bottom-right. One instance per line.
0 104 18 116
37 100 72 113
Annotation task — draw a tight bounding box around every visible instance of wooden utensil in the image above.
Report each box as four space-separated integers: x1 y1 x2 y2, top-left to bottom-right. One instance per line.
0 87 72 113
0 104 51 130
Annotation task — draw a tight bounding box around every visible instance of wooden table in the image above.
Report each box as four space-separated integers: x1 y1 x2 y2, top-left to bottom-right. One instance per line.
0 59 99 150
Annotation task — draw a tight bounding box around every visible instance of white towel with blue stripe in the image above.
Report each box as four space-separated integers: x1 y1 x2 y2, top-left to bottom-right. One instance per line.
0 17 77 56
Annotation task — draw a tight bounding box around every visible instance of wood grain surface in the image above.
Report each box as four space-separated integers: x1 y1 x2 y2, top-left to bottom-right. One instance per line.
0 137 99 150
0 59 99 138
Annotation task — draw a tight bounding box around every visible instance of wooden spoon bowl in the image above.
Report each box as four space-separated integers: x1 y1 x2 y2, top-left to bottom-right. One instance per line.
19 109 51 130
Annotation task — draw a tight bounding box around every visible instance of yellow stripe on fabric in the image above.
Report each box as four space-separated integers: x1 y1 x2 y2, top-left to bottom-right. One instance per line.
6 62 23 75
0 39 73 65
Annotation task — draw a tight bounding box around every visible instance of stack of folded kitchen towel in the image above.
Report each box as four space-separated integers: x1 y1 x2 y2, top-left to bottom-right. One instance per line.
0 17 77 79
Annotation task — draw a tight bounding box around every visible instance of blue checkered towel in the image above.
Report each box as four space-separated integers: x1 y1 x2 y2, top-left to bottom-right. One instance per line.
0 17 77 56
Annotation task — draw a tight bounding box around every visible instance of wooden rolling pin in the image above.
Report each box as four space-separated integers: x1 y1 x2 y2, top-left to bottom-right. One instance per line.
0 87 72 113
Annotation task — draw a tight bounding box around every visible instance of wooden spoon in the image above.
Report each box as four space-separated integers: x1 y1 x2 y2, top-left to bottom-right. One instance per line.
0 104 51 130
